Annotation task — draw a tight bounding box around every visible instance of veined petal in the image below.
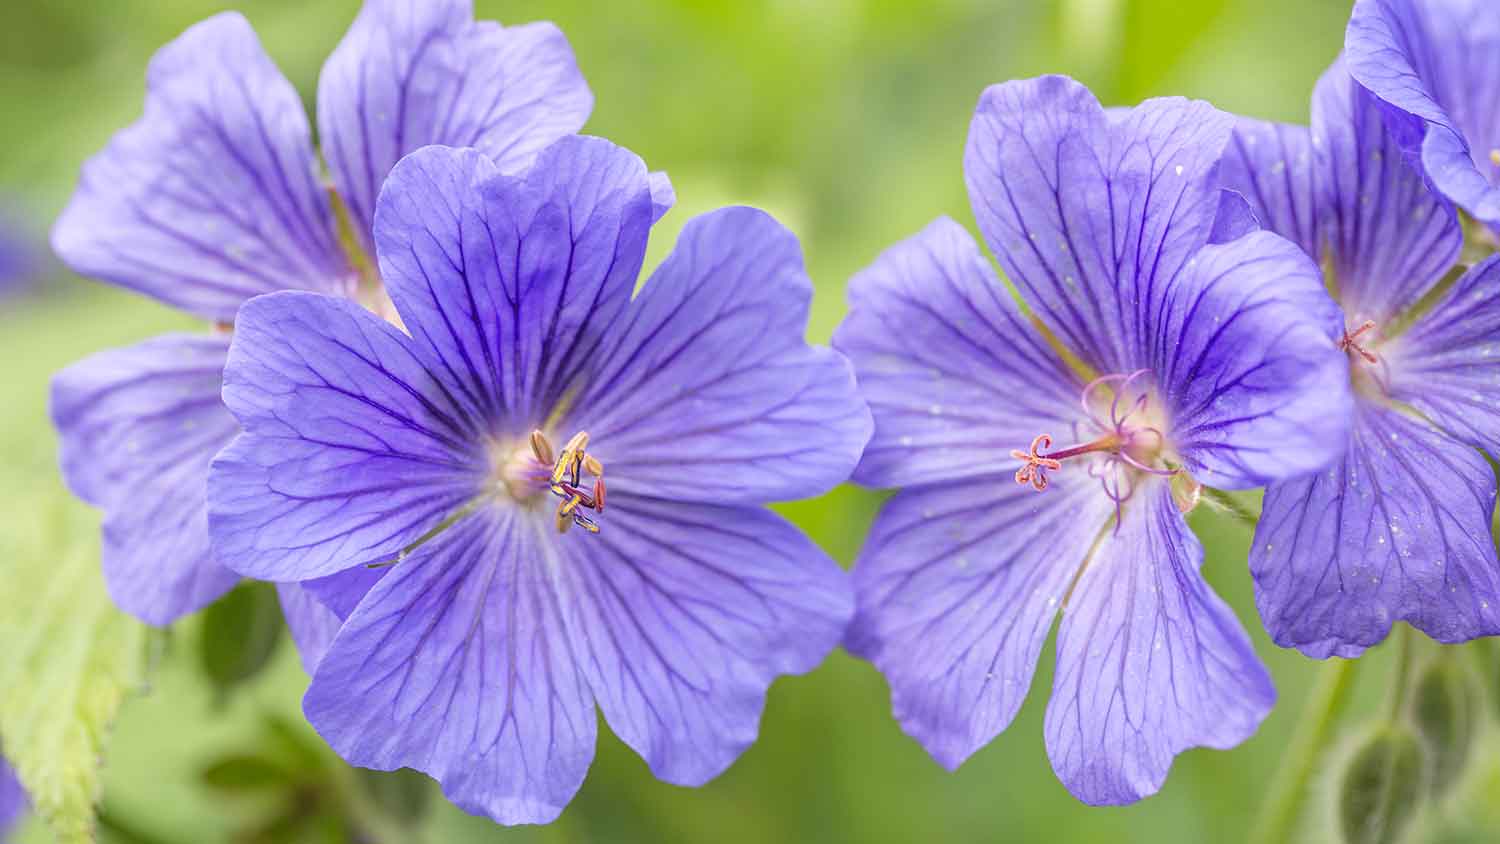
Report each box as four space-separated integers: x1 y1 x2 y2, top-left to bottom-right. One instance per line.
50 334 241 624
567 207 871 505
1346 0 1500 227
1219 118 1320 258
277 582 342 675
1251 402 1500 658
965 76 1234 375
649 171 676 223
1045 482 1274 805
557 495 850 786
833 217 1084 488
304 507 595 826
318 0 591 250
51 13 347 322
374 139 653 429
1208 189 1260 245
304 566 389 621
210 291 482 583
848 475 1114 770
1385 256 1500 456
1314 57 1461 322
1159 231 1353 489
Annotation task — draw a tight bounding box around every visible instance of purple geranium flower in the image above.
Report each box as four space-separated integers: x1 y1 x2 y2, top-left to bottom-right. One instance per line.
0 759 24 842
0 209 41 299
1222 58 1500 657
834 75 1354 804
205 136 871 824
49 1 592 626
1346 0 1500 227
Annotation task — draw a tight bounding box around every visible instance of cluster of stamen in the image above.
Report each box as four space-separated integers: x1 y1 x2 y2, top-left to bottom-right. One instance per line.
529 430 606 535
1011 370 1178 516
1338 320 1380 365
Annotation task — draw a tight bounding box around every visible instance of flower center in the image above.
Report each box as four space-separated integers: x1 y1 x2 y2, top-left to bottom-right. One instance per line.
1011 369 1178 508
491 430 607 535
1338 319 1380 366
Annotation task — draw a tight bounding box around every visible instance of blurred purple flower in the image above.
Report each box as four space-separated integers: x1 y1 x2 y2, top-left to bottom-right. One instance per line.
49 1 592 626
0 760 24 842
0 213 41 297
835 75 1353 804
1222 58 1500 657
205 137 870 825
1346 0 1500 227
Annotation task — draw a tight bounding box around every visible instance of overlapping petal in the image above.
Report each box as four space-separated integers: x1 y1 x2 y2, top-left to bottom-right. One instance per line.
303 507 595 826
374 139 654 430
648 171 677 223
848 475 1113 770
50 334 241 623
557 496 850 785
210 291 483 583
1314 58 1461 322
1384 255 1500 456
1156 231 1352 490
1346 0 1500 226
567 206 871 505
1219 119 1319 258
1045 482 1274 804
1208 190 1260 245
319 0 592 250
833 218 1087 489
1251 402 1500 658
277 582 343 674
965 76 1234 375
51 13 347 322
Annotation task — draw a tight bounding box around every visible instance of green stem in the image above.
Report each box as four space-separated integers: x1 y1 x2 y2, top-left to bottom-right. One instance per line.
1202 487 1259 528
1385 625 1415 720
1249 658 1361 844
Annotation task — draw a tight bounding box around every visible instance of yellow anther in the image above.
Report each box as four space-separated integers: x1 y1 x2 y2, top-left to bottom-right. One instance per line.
540 430 607 535
529 430 555 466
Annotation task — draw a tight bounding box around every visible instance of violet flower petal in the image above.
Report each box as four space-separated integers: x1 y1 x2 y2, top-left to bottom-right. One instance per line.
51 334 241 624
1045 482 1274 804
319 0 591 251
51 13 347 322
1251 401 1500 657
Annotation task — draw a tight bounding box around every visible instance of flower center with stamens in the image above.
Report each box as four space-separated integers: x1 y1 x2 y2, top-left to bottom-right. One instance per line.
1339 320 1390 400
1011 370 1179 511
1338 320 1380 365
490 430 607 535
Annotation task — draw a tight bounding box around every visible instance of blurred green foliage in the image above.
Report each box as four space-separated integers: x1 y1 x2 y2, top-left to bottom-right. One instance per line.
4 0 1498 842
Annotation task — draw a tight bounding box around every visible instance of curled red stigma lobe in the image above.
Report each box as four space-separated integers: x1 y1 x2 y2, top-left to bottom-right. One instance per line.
1338 320 1379 365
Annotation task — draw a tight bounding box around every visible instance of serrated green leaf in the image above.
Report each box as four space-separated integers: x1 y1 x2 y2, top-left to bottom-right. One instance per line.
0 485 149 843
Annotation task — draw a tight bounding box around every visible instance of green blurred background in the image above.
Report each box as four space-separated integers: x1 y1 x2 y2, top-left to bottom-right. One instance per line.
4 1 1495 842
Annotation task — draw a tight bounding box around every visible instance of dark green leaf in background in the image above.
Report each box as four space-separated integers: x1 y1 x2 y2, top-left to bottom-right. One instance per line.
1411 657 1479 797
198 581 284 706
1338 725 1425 844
